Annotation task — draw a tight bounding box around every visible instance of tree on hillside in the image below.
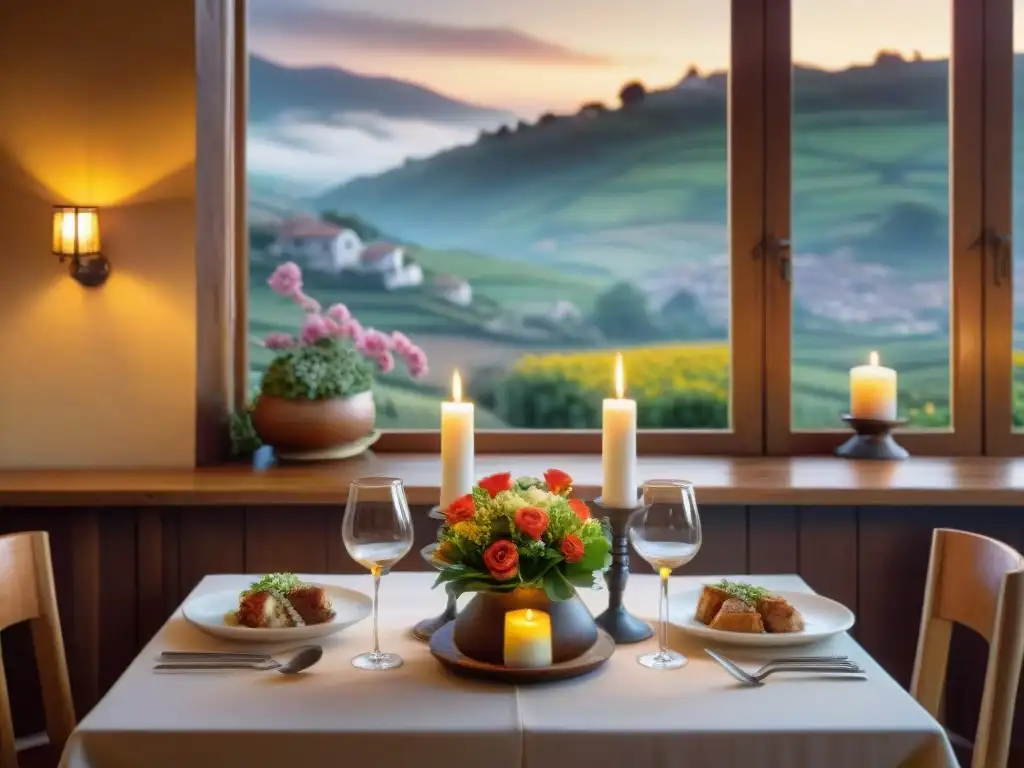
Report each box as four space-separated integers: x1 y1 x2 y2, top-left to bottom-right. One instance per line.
874 50 906 67
496 125 512 137
683 64 702 80
538 112 559 125
592 281 658 341
321 211 382 242
618 80 647 108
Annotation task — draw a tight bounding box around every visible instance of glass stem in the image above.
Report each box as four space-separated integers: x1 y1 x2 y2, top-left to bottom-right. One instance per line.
372 567 382 656
659 567 671 655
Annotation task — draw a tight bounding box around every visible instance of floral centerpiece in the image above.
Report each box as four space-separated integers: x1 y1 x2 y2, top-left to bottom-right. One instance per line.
433 469 611 601
240 261 428 456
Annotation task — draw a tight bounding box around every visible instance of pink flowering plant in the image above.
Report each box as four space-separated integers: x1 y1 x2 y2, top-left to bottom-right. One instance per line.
256 262 428 401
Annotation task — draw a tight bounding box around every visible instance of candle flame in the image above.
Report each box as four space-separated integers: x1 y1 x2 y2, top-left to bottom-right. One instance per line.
452 370 463 403
614 353 625 398
869 351 879 367
525 609 534 621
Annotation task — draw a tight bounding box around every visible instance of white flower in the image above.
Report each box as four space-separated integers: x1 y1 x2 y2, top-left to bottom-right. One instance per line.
525 486 553 505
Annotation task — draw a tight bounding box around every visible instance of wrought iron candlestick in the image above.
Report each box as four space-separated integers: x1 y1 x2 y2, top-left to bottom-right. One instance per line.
834 415 909 460
592 497 654 644
412 506 458 642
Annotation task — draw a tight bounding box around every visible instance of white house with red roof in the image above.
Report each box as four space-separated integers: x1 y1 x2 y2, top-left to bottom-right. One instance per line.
268 217 362 273
431 274 472 306
354 242 423 290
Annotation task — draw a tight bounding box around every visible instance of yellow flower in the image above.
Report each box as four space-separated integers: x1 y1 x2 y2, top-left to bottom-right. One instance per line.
514 343 729 399
453 521 485 545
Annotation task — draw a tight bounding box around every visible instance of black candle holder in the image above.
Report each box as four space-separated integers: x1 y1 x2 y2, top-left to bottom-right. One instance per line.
592 497 654 644
834 415 909 460
413 506 458 642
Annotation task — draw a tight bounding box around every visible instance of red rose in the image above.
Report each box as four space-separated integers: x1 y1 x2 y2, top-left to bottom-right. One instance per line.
483 540 519 581
444 494 476 525
561 534 584 564
568 498 591 520
514 505 550 541
544 468 573 496
478 472 513 498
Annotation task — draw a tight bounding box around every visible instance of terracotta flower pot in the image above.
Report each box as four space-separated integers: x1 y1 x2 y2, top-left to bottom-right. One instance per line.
251 391 375 454
453 587 598 666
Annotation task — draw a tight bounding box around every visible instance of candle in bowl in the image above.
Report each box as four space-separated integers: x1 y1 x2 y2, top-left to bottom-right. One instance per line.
602 352 638 509
440 370 474 509
503 608 553 668
850 351 897 421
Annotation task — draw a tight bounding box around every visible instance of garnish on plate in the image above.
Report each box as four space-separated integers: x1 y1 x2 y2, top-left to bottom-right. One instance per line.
232 572 335 629
711 579 771 606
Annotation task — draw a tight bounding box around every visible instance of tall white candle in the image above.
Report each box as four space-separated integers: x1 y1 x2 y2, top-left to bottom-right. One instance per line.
850 351 898 421
602 353 638 508
503 608 552 668
440 370 474 509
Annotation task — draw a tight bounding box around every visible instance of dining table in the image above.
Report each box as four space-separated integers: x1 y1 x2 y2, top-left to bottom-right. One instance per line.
59 572 956 768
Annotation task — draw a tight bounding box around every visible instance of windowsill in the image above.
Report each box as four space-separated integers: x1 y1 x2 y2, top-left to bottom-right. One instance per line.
2 454 1024 507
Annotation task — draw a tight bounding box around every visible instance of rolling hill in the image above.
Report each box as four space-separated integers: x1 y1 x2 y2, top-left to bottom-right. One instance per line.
249 55 515 125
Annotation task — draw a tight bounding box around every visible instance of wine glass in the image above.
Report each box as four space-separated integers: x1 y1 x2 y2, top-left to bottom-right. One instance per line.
342 477 415 670
627 480 701 670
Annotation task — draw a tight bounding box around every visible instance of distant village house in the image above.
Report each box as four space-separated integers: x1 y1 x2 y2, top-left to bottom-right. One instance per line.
268 217 361 273
270 217 423 291
432 275 472 307
356 241 423 290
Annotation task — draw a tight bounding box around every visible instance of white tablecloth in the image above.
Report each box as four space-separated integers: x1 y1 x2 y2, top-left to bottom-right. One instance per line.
61 573 956 768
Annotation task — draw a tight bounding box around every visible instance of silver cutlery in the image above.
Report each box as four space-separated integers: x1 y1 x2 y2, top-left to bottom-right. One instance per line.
159 644 320 662
752 655 854 675
705 649 864 686
155 645 323 675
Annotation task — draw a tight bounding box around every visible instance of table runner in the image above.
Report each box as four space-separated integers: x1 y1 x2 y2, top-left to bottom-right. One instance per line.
60 573 956 768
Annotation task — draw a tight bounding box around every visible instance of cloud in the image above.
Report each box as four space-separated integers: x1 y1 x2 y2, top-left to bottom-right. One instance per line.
248 4 616 66
248 113 480 191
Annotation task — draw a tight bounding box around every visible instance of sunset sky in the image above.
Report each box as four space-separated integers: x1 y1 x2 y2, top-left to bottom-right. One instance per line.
249 0 955 114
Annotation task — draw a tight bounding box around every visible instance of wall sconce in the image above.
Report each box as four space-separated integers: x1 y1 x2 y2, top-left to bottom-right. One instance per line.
52 206 111 287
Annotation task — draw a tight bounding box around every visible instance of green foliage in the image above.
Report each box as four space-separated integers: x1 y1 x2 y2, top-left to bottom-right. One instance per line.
260 339 373 400
228 408 262 456
483 370 728 429
592 281 658 341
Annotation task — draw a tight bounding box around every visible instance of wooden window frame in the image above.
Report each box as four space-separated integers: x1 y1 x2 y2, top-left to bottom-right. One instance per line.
982 0 1020 455
762 0 986 457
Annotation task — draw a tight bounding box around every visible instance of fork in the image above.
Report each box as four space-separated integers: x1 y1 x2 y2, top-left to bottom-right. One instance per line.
705 649 865 686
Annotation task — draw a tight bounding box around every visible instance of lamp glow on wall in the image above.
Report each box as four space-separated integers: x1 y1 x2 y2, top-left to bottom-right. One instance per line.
52 206 111 287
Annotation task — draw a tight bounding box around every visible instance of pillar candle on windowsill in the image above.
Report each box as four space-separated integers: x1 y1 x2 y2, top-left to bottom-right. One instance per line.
850 351 898 421
440 370 474 509
503 608 552 668
602 352 638 509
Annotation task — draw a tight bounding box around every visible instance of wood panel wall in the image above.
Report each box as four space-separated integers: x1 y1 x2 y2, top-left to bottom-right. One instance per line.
2 504 1021 764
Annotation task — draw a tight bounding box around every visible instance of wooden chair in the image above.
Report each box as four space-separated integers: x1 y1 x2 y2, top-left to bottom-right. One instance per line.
911 528 1024 768
0 532 75 768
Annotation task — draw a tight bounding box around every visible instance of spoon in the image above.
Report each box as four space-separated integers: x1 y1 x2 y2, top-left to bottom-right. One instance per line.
155 645 323 675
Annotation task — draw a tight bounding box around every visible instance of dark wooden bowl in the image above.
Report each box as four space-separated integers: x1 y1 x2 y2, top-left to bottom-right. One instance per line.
453 587 598 665
432 622 614 683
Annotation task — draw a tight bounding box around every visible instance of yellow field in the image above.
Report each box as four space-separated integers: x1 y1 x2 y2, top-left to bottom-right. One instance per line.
513 343 729 400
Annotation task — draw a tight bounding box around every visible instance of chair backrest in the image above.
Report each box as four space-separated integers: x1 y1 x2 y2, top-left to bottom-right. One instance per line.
911 528 1024 768
0 532 75 768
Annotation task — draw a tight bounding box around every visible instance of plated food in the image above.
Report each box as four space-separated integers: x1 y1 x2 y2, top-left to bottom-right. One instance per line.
695 580 804 634
232 573 336 628
182 574 372 642
670 581 855 647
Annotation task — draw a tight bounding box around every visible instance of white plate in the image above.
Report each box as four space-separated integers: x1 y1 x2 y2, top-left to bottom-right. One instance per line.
670 588 856 647
182 584 372 642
